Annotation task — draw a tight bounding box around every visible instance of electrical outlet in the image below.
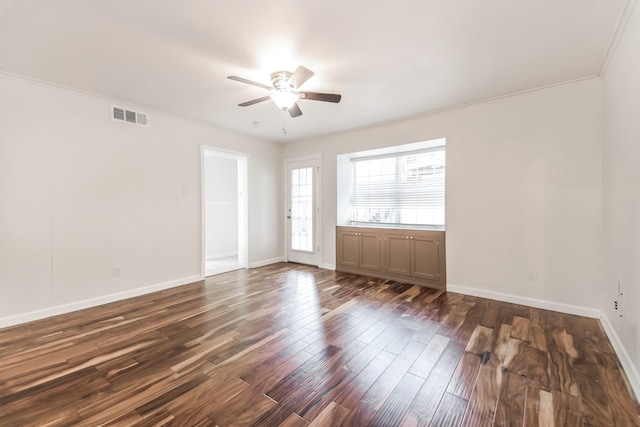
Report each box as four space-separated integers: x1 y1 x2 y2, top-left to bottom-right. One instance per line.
113 266 123 277
528 270 538 281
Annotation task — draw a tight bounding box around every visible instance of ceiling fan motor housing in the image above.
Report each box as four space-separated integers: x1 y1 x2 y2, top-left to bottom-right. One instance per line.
270 71 298 110
271 71 294 90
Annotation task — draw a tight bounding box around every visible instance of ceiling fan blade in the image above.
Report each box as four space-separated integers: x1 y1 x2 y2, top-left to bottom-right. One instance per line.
289 66 315 89
288 103 303 118
299 91 342 103
228 75 272 91
238 96 271 107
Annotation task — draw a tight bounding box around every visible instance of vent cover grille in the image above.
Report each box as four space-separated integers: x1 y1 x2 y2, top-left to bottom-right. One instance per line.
112 105 149 127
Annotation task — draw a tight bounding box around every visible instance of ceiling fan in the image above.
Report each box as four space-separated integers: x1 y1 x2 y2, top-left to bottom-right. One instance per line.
227 65 341 118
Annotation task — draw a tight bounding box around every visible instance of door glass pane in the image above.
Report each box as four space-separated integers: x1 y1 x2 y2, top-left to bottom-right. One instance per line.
291 167 313 252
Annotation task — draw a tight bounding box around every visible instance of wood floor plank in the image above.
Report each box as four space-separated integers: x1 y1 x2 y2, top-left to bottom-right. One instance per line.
552 389 582 426
429 392 468 427
338 340 425 425
503 337 528 376
599 365 640 426
510 316 530 341
333 350 396 410
527 346 554 391
464 326 493 355
408 333 450 378
462 356 502 426
0 263 637 426
308 401 350 426
279 413 310 427
572 363 615 426
370 372 425 427
529 325 548 352
538 389 555 427
447 351 482 400
208 383 277 426
494 371 526 426
164 376 245 426
523 383 541 427
401 371 451 426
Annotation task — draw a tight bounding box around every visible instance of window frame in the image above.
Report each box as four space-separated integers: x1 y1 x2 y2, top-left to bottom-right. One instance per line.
348 145 446 227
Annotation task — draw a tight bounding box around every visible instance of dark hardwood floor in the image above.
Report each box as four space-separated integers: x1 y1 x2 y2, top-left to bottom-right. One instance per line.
0 263 638 426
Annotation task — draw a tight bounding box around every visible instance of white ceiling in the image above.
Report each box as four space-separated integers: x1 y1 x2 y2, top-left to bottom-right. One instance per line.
0 0 629 143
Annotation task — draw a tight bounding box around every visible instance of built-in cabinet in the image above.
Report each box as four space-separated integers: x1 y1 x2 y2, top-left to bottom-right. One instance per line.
336 230 383 272
336 226 446 289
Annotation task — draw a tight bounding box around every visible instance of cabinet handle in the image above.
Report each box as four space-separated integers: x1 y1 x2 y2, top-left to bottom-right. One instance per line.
410 236 414 239
406 236 410 239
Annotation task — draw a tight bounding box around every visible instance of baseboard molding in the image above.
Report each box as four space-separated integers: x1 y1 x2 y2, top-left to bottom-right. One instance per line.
205 252 238 261
0 275 202 329
249 257 284 269
599 314 640 400
320 263 336 271
446 283 602 319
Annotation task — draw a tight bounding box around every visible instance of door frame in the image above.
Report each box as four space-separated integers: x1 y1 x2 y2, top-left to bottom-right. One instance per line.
200 145 249 279
284 154 322 266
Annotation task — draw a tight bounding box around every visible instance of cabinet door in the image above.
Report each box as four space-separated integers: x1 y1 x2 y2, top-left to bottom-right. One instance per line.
384 234 411 276
359 232 382 271
337 231 359 268
411 235 440 280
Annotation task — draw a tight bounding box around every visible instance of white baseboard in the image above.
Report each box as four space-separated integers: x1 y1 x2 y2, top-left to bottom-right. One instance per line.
320 263 336 271
249 257 284 269
0 275 202 329
599 314 640 400
205 252 239 261
446 283 602 318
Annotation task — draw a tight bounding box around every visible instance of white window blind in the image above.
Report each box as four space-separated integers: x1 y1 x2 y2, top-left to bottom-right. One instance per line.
350 147 445 226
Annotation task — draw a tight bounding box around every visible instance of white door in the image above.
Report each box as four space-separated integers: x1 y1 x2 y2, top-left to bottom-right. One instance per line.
286 158 321 266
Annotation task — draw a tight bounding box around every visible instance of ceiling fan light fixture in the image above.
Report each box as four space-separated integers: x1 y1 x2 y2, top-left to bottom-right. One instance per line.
270 89 298 110
228 65 340 117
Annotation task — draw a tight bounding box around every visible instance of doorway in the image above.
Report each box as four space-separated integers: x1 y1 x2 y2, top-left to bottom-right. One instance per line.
202 148 248 277
285 156 321 266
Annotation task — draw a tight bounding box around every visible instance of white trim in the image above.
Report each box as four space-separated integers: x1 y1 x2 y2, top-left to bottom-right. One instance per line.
320 263 336 271
201 146 250 279
249 257 284 269
206 251 239 261
446 283 602 318
0 275 201 329
284 154 323 267
599 313 640 400
283 154 325 163
599 0 637 76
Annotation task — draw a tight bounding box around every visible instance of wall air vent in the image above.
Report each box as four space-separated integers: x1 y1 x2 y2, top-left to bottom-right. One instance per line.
112 105 149 127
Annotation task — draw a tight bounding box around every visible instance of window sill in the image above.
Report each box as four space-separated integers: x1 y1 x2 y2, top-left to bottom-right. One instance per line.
345 222 445 231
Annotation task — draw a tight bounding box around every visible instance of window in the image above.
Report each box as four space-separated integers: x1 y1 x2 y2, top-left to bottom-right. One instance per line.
350 146 445 226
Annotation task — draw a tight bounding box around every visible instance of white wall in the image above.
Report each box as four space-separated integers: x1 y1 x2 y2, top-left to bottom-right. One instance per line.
0 73 283 321
603 2 640 393
283 79 604 311
204 154 239 259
